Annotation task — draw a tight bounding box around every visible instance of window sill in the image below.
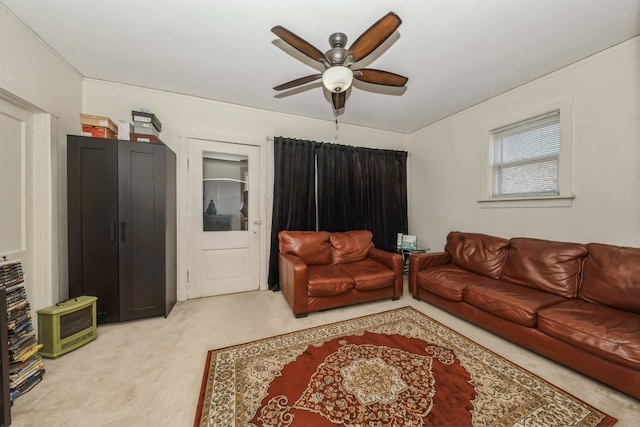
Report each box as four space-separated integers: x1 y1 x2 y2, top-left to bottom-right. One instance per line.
478 195 575 208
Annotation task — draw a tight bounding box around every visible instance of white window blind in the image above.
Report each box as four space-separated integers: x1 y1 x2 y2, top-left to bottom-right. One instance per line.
491 110 560 197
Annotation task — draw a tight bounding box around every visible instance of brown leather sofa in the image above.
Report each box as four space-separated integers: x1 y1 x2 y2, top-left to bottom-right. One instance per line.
409 231 640 400
279 230 403 318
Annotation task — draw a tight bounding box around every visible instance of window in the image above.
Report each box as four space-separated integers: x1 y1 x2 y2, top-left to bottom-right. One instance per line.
202 155 248 232
479 97 574 208
492 111 560 198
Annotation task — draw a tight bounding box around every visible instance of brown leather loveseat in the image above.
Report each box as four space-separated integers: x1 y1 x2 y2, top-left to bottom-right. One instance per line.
278 230 403 318
409 231 640 400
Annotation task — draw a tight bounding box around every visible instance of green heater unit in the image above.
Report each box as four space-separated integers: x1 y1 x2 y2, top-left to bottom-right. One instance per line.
37 296 98 358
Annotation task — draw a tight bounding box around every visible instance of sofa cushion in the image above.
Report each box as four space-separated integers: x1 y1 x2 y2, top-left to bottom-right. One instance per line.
579 243 640 313
279 231 332 266
464 281 567 327
416 265 499 302
499 237 587 298
538 299 640 369
330 230 373 264
306 265 355 297
336 258 395 291
445 231 509 279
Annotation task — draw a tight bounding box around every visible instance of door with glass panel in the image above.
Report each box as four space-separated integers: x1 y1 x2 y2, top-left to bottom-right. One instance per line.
188 138 260 298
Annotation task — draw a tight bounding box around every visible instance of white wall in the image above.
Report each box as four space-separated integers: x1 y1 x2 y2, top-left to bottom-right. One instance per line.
0 8 82 122
82 79 409 153
408 37 640 252
0 7 83 310
83 80 409 298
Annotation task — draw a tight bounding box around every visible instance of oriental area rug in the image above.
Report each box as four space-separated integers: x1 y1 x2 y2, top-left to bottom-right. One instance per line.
195 307 616 427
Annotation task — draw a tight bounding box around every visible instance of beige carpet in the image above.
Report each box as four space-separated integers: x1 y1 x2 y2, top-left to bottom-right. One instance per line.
9 283 639 426
196 307 616 426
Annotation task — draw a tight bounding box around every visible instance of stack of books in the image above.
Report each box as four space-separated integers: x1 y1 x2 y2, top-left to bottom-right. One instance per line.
131 110 163 144
79 113 118 139
0 260 44 402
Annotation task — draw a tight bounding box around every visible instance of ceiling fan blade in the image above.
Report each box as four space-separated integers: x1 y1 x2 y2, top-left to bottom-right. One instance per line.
347 12 402 63
332 92 346 110
271 25 327 64
273 74 322 91
353 69 408 87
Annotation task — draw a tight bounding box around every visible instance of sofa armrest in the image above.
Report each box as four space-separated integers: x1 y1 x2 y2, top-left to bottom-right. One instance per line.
279 253 309 316
408 252 452 295
368 247 404 296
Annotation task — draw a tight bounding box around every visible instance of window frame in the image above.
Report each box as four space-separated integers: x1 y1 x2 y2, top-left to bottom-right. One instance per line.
492 110 560 198
479 97 575 208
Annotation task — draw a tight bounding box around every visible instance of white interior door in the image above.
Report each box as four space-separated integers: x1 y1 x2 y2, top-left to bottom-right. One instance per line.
0 98 33 280
187 138 260 298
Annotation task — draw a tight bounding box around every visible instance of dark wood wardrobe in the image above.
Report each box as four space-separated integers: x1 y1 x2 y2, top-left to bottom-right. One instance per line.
67 135 176 323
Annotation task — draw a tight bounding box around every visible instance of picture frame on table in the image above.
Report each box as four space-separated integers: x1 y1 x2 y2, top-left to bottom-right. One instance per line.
400 234 417 250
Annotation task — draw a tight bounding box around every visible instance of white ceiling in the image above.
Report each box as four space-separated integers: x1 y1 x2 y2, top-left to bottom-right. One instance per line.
2 0 639 134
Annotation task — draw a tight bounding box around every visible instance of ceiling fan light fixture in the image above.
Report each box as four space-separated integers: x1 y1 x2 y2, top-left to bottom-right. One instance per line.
322 66 353 93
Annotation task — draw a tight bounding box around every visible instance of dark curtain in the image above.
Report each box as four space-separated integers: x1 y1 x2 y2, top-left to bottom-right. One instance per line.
315 143 359 231
267 137 318 290
268 137 408 290
316 144 408 252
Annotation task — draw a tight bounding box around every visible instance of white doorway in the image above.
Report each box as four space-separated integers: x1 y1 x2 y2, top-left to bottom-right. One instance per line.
187 138 261 298
0 97 33 271
0 94 56 316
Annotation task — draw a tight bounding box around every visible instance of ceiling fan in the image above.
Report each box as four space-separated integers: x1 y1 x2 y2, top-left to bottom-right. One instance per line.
271 11 408 112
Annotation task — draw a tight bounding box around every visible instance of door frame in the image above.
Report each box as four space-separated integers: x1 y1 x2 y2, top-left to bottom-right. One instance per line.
177 131 268 301
0 90 58 315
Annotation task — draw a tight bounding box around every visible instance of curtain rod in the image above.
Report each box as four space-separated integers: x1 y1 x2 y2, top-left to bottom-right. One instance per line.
264 136 410 156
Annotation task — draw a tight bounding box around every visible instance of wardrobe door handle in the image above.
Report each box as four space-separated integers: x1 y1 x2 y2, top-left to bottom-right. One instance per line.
110 221 117 243
120 222 125 242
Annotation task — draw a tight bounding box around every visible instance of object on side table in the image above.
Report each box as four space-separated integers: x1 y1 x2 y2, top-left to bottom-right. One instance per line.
400 234 417 250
